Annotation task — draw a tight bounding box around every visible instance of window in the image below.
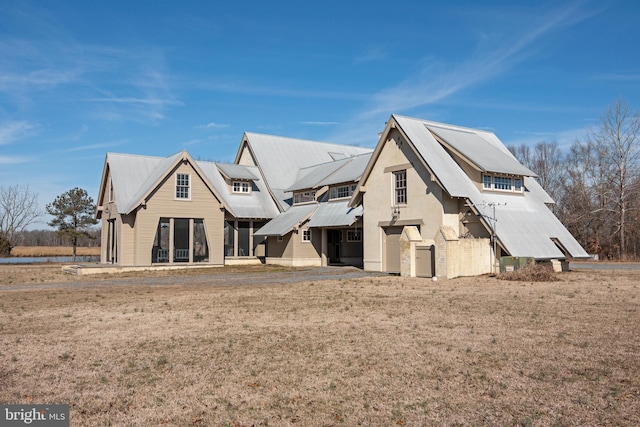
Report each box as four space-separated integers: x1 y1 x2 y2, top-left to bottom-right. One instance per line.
493 176 512 191
514 178 522 191
483 174 524 192
347 230 361 242
329 184 354 199
293 191 316 204
302 229 312 242
277 235 283 242
483 175 492 189
233 181 251 194
108 179 114 202
394 170 407 205
176 173 190 199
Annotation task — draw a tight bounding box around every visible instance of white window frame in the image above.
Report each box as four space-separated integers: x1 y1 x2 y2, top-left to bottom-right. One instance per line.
394 170 407 205
293 191 316 204
176 173 190 200
514 178 523 192
232 181 251 194
483 175 492 189
302 229 312 242
493 176 512 191
347 230 361 242
482 174 524 193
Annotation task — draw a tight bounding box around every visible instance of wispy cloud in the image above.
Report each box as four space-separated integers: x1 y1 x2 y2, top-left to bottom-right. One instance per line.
300 121 342 126
196 122 230 129
0 155 30 164
507 126 591 149
66 140 126 152
360 2 603 118
194 80 368 101
353 46 387 64
0 121 36 145
86 97 183 106
590 72 640 81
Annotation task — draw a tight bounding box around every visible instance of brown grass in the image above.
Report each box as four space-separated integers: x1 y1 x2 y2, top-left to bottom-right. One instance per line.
10 246 101 257
1 267 639 426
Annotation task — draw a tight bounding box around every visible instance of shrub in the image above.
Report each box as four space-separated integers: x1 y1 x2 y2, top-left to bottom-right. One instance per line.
496 262 558 282
0 235 12 257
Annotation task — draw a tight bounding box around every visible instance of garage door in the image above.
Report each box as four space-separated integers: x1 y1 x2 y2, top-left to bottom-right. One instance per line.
416 245 434 278
384 227 403 273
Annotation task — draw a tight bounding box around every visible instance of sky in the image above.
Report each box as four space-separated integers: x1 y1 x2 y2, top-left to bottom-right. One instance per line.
1 0 639 228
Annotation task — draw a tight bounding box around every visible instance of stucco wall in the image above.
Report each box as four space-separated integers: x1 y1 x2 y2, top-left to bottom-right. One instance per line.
362 128 449 272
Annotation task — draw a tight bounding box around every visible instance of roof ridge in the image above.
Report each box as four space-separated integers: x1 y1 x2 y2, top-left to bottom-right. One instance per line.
245 131 370 150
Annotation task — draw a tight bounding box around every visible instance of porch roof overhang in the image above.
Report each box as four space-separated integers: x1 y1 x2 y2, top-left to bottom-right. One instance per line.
307 200 363 228
253 204 317 237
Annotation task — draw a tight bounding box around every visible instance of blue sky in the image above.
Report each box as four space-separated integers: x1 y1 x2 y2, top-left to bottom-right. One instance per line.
1 0 639 227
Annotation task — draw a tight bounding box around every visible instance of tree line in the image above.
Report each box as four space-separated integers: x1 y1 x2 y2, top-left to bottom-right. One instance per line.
508 99 640 260
1 186 98 259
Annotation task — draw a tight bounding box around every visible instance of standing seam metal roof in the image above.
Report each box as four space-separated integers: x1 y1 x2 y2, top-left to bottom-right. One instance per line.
392 115 588 259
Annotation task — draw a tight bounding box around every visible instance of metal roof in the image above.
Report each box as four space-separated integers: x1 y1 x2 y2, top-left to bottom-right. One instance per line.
253 204 317 236
307 201 363 228
216 163 260 181
287 152 373 192
469 186 589 259
241 132 372 209
426 124 536 176
391 115 589 260
200 162 279 219
107 152 183 214
105 152 278 219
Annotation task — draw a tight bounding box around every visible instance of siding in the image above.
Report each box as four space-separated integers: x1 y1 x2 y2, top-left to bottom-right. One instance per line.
132 162 225 266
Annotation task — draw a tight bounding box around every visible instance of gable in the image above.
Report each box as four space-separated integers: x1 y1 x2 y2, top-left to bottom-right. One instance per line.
101 151 230 216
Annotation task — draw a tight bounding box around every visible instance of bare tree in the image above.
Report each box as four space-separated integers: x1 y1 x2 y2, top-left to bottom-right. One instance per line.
509 141 566 212
0 184 42 244
531 141 566 207
508 143 532 167
588 99 640 259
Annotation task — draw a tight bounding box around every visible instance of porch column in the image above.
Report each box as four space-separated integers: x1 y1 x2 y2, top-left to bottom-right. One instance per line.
189 218 194 263
233 220 238 257
169 218 175 264
249 221 254 257
321 228 328 266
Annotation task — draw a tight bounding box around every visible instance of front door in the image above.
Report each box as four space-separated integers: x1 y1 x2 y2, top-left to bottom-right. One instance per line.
328 230 341 264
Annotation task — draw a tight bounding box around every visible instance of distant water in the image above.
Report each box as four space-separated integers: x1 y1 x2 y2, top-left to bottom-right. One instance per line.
0 256 100 264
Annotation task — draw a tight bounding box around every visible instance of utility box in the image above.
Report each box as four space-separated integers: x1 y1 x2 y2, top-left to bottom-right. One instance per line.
499 256 534 272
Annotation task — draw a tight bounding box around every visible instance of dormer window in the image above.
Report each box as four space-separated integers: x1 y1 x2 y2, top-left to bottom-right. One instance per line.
293 191 316 204
233 181 251 194
329 184 357 200
482 174 523 193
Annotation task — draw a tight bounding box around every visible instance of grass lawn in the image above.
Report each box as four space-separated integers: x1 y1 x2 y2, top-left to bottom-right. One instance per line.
0 267 639 426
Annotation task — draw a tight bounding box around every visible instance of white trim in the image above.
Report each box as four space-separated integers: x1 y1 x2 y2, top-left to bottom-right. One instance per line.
175 173 191 200
232 181 251 194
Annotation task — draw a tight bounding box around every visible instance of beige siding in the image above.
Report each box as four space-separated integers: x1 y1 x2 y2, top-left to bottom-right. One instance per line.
237 145 257 167
102 161 225 266
266 234 294 258
292 228 322 259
